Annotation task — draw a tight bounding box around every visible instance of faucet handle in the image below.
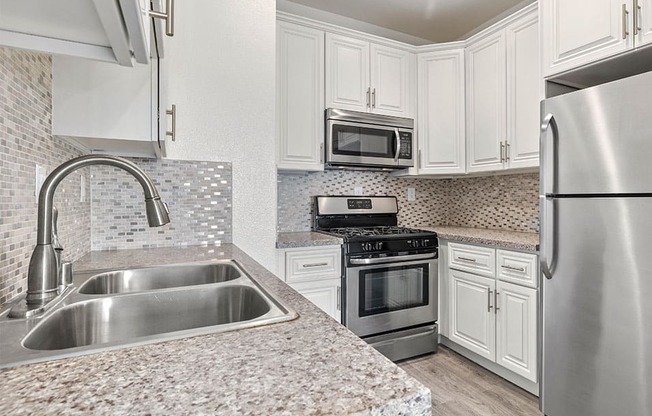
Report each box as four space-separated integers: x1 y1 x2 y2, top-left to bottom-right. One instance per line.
59 261 73 288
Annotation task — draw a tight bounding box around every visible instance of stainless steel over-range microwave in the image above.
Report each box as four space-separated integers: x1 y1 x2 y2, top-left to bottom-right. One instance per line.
325 108 414 170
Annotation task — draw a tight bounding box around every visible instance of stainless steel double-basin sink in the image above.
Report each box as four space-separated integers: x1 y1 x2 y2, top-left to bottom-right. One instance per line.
0 261 297 368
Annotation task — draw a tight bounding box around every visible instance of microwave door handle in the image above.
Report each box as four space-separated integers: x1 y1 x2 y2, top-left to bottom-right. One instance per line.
394 128 401 162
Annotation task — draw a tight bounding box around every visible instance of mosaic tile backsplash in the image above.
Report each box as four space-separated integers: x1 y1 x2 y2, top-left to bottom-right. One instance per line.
277 171 539 233
0 48 91 307
91 159 232 250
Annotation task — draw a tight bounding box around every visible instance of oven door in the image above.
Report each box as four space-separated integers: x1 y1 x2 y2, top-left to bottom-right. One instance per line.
326 120 413 168
345 256 437 337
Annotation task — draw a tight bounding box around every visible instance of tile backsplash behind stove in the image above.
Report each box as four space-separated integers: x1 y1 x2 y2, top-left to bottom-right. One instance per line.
277 171 539 233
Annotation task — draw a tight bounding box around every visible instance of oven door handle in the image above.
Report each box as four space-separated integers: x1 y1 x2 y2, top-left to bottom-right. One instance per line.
349 252 436 265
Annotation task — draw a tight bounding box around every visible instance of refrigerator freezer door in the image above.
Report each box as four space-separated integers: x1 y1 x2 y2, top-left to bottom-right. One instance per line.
542 197 652 416
541 71 652 195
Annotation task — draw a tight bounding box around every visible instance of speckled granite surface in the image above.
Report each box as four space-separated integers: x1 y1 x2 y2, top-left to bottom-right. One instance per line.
421 226 539 252
0 245 431 415
276 231 343 249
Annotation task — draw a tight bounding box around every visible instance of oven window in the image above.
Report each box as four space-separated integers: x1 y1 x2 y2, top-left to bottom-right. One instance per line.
358 264 429 317
332 125 396 158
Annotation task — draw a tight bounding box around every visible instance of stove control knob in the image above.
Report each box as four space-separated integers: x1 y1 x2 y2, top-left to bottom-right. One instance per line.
375 242 383 251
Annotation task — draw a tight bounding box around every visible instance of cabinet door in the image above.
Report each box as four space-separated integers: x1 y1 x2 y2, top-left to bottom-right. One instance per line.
276 22 325 171
325 34 370 112
370 44 413 117
638 0 652 47
496 281 538 382
417 49 466 174
449 270 496 360
290 279 341 323
466 31 506 173
506 10 540 169
542 0 632 77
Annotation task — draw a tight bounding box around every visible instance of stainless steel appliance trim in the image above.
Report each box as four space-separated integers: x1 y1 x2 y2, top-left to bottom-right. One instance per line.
315 196 398 215
540 112 558 280
365 324 438 362
349 252 436 265
345 258 437 337
393 128 400 162
326 108 414 129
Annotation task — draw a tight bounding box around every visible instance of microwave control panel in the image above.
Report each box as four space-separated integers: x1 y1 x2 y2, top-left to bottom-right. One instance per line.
399 132 412 159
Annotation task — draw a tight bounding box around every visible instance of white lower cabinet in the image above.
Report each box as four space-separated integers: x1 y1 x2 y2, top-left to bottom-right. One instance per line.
496 281 537 382
276 245 342 323
443 240 539 388
449 269 496 360
288 279 341 321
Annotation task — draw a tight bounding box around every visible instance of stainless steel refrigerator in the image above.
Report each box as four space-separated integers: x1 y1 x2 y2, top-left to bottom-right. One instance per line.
540 71 652 416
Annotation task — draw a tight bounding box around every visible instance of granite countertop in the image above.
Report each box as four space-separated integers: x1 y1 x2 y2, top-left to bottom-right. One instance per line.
420 226 539 252
276 231 343 249
0 245 430 415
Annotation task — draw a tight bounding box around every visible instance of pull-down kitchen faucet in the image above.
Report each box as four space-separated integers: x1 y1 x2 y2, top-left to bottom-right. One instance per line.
10 155 170 317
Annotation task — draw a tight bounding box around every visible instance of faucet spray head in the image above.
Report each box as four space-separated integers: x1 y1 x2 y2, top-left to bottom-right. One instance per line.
145 197 170 227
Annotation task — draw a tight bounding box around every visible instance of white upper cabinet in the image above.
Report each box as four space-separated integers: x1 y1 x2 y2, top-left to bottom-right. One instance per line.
506 11 541 169
541 0 652 76
466 30 507 173
416 48 466 175
640 0 652 47
467 6 540 173
0 0 172 66
326 33 414 117
276 21 325 171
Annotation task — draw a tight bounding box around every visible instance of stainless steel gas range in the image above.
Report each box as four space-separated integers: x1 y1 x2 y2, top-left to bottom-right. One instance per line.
314 195 438 361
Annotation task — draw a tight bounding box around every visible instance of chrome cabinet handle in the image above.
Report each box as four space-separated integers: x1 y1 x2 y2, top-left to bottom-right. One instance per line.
495 290 500 314
500 141 505 163
488 289 493 312
372 88 376 108
319 142 324 164
501 264 525 272
394 128 401 162
457 256 477 263
418 149 422 169
505 141 511 162
366 88 371 108
166 104 176 141
150 0 175 36
302 262 328 268
337 286 341 311
623 3 630 39
634 0 642 34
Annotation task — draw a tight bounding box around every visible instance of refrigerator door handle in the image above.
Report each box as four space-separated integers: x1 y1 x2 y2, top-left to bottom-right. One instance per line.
540 112 558 280
540 113 558 196
540 196 556 279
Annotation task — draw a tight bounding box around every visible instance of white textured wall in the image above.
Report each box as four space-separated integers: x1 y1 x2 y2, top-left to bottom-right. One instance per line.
165 0 277 270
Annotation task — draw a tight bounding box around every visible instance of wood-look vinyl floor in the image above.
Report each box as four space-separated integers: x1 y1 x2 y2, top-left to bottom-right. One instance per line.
399 346 542 416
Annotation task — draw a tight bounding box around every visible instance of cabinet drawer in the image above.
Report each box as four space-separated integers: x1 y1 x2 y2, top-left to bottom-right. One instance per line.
285 248 341 283
449 243 495 278
497 250 538 288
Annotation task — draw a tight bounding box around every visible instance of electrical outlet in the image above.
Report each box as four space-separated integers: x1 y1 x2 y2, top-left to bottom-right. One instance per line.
407 188 416 202
354 186 363 196
35 164 47 202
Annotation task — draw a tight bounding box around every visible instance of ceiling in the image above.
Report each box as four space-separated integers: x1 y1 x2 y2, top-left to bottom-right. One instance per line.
284 0 534 43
